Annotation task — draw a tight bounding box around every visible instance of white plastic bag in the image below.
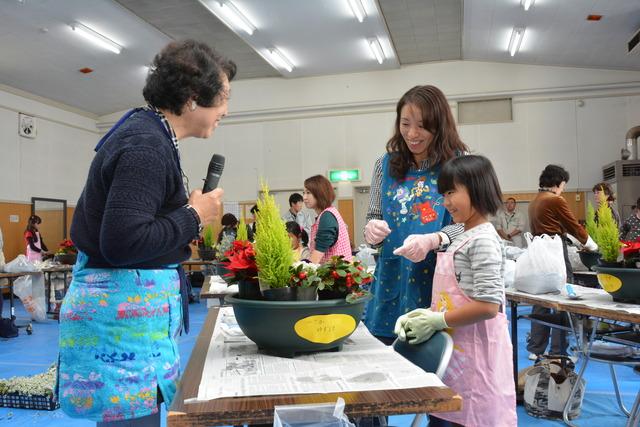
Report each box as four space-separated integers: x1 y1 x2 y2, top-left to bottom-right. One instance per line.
4 255 39 273
503 259 516 288
13 273 46 322
566 245 587 272
514 233 566 294
354 244 377 268
273 397 354 427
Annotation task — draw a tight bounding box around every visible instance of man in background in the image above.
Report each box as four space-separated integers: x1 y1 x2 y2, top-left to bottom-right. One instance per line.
496 197 526 248
283 192 313 236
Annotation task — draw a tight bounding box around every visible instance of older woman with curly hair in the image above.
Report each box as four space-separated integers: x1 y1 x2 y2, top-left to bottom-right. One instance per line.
58 40 235 425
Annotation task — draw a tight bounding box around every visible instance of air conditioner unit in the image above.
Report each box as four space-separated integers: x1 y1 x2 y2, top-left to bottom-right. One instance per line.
602 160 640 218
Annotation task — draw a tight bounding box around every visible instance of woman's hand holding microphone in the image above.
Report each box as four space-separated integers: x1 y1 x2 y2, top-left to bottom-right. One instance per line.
188 188 224 225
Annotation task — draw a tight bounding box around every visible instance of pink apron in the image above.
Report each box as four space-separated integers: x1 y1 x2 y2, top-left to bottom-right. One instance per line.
310 206 352 264
26 231 43 262
431 235 517 427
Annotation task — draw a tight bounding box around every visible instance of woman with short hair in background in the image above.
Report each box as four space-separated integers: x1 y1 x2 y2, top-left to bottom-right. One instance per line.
303 175 352 264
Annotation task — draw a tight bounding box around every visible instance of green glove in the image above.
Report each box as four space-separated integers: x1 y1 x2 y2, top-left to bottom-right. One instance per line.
393 308 433 341
404 309 448 345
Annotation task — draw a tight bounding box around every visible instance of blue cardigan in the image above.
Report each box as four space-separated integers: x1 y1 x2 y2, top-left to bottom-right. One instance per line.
71 111 199 269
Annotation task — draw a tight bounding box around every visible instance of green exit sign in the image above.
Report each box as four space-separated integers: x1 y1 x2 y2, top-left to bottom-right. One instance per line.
328 169 361 182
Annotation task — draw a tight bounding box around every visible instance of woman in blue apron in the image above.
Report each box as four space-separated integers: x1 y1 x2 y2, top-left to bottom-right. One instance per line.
58 40 235 425
364 85 468 343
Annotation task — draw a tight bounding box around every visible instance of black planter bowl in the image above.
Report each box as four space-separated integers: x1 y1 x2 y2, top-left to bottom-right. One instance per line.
54 253 77 265
198 247 216 261
224 293 370 357
578 251 600 271
592 266 640 303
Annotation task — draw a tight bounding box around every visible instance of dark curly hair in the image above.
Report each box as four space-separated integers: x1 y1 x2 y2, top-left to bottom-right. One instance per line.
539 164 569 188
387 85 468 180
143 39 237 115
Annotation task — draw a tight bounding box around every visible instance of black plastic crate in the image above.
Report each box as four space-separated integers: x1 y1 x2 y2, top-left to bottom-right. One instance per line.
0 392 59 411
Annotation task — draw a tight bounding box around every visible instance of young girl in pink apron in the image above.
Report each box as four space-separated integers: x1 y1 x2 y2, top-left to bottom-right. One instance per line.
394 155 517 427
24 215 48 262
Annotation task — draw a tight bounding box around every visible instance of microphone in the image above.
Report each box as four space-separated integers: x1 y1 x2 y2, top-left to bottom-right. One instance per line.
203 154 225 193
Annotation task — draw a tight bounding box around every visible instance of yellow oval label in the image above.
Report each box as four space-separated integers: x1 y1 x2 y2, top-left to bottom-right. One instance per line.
597 273 622 293
294 314 356 344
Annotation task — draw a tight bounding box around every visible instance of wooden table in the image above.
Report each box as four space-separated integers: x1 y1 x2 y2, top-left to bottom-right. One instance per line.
507 286 640 426
168 309 462 426
181 260 217 275
198 276 233 307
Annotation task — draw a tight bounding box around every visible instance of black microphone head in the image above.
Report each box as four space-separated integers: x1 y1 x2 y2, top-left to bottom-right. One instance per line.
209 154 225 175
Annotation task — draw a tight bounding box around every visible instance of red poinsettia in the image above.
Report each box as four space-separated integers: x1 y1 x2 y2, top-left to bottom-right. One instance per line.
222 240 258 281
56 239 77 255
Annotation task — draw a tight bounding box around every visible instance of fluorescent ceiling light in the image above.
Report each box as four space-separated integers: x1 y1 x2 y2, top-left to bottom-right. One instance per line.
268 47 294 72
508 27 525 56
368 37 385 64
521 0 535 11
71 22 122 54
218 0 256 35
347 0 367 23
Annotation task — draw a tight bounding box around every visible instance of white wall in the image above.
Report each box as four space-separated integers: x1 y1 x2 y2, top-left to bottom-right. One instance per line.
158 61 640 204
0 86 97 204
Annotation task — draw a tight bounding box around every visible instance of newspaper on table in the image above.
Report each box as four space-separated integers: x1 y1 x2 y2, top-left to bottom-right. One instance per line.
190 307 445 402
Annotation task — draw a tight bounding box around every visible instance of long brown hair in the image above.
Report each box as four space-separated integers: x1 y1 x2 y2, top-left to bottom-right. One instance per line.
386 85 468 180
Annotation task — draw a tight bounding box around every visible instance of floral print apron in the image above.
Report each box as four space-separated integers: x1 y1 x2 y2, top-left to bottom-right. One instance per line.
57 251 182 422
365 154 451 337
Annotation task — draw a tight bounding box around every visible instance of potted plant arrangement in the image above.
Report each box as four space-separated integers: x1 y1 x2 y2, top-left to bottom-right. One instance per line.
0 364 58 410
579 202 601 271
592 192 640 303
198 224 217 261
253 182 295 300
223 182 372 357
215 232 235 281
221 240 261 300
54 239 77 265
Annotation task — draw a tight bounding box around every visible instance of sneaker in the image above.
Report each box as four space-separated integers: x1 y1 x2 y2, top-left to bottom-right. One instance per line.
528 353 539 361
568 354 579 363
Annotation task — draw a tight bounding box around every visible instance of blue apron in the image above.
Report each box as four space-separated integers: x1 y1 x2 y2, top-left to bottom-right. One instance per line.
58 252 182 422
364 154 451 337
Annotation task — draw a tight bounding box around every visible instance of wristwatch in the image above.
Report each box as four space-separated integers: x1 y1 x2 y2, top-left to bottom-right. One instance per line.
184 204 203 235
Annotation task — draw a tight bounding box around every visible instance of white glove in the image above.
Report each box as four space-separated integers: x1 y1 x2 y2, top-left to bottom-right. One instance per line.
364 220 391 245
393 233 441 262
393 312 411 341
583 236 598 252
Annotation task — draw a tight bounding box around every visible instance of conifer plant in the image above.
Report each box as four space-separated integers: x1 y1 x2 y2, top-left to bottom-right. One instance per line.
254 182 294 288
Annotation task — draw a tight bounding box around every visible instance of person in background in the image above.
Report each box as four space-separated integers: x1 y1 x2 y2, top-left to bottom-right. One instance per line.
395 155 517 427
592 182 620 226
303 174 352 264
217 213 239 243
58 40 234 425
527 165 598 360
362 85 468 344
283 192 313 236
495 197 526 248
249 204 259 237
0 225 5 269
620 198 640 241
286 221 310 262
24 214 49 262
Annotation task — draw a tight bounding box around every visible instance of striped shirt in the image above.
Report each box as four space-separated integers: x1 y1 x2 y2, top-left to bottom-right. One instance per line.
448 222 505 305
365 154 464 245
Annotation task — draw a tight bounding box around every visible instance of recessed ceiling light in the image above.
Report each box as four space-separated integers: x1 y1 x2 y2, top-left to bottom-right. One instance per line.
368 37 385 64
347 0 367 23
70 22 122 54
508 27 525 56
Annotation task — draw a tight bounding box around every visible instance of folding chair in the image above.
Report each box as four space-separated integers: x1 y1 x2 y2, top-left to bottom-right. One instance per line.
393 331 454 427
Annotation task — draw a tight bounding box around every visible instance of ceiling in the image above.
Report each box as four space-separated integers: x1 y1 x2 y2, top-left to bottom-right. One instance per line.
0 0 638 117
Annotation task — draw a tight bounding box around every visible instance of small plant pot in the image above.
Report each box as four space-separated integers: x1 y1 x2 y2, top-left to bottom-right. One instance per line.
54 253 77 265
597 258 623 268
262 287 297 301
593 266 640 303
318 289 349 300
198 247 216 261
238 279 263 300
578 251 600 271
295 287 318 301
